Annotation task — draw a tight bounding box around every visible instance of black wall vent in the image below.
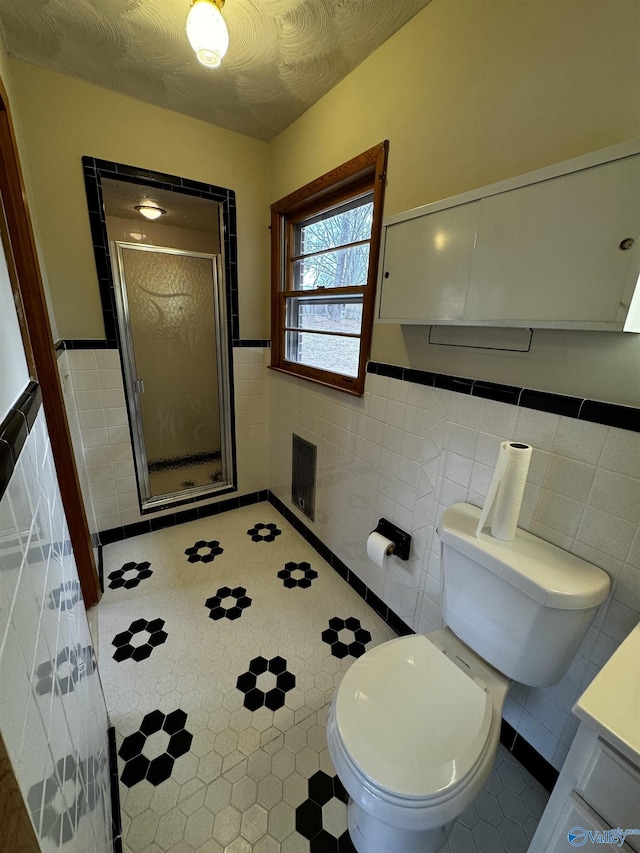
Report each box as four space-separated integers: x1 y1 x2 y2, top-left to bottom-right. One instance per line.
292 434 316 521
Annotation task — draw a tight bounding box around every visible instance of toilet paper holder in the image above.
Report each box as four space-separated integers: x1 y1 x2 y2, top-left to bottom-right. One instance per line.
372 518 411 561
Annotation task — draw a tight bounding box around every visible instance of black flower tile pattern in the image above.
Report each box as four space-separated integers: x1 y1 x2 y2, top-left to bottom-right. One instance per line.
108 560 152 590
296 771 356 853
112 618 168 662
47 579 81 611
321 617 372 660
247 522 281 542
35 644 97 697
205 586 252 620
185 539 224 563
278 561 318 589
118 709 193 787
236 655 296 711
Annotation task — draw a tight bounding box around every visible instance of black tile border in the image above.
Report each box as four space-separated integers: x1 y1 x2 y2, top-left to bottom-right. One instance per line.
367 362 640 433
57 338 270 351
267 491 415 638
80 158 243 503
499 720 559 792
97 544 104 593
98 489 270 545
82 157 239 347
107 726 123 852
56 339 114 351
0 381 42 502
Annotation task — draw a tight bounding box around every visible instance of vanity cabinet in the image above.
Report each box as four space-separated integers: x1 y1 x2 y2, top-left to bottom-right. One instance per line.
530 725 640 852
377 141 640 331
530 623 640 852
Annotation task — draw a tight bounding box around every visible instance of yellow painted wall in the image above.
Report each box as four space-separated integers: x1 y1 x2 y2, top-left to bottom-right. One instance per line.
270 0 640 407
7 59 270 341
0 44 59 341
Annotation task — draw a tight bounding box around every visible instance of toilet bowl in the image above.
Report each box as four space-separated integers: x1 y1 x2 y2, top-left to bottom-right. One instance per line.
327 502 611 853
327 629 509 853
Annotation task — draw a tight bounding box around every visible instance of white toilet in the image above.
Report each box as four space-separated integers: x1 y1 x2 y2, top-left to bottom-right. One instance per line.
327 502 610 853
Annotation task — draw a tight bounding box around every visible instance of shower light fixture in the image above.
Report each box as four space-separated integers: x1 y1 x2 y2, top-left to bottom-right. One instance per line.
186 0 229 69
135 203 166 221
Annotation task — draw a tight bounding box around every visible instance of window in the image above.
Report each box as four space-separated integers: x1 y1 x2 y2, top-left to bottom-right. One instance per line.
270 141 388 395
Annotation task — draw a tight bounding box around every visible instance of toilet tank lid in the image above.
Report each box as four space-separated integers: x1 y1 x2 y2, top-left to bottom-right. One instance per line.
439 503 610 610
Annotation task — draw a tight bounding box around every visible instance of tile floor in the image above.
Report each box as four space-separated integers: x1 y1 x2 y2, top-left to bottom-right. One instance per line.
98 502 548 853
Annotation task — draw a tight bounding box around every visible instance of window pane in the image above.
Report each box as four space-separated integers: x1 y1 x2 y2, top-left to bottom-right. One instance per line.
292 244 370 290
297 198 373 255
287 298 363 335
285 331 360 378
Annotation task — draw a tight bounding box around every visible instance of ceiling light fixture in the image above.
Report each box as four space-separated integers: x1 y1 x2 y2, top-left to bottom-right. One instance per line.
186 0 229 69
135 203 166 221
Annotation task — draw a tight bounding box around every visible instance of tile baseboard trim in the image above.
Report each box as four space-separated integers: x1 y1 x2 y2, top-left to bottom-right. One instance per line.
97 543 104 593
367 362 640 433
98 489 270 544
0 381 42 502
500 720 559 792
107 725 122 853
267 491 414 638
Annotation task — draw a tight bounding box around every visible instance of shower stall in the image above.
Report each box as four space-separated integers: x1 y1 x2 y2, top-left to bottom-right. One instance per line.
112 242 232 510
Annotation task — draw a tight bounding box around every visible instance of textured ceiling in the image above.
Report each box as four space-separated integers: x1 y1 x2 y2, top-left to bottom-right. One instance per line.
102 178 220 231
0 0 431 141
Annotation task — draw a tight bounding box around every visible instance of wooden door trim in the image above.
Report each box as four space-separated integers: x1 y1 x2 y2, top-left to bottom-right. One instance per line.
0 75 100 607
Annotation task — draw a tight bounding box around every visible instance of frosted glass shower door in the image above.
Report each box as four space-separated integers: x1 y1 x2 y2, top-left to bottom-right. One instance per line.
114 243 230 506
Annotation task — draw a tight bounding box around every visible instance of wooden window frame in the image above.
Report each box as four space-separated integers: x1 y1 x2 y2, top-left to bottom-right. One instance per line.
270 141 388 396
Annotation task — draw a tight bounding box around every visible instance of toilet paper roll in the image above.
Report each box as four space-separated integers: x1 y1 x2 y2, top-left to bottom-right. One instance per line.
367 532 395 568
475 441 533 541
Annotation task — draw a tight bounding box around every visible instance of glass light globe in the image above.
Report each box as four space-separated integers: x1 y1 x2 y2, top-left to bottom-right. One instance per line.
135 204 166 221
186 0 229 69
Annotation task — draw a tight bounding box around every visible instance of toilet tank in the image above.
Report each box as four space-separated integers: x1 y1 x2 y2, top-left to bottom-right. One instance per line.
439 503 610 687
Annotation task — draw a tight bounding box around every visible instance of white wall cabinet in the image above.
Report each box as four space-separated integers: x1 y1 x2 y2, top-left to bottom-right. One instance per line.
377 140 640 331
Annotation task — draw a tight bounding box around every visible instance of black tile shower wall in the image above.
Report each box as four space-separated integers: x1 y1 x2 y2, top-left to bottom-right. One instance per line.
367 362 640 433
0 381 42 502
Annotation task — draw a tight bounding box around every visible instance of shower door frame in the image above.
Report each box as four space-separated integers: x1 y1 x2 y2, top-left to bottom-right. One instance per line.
111 241 234 512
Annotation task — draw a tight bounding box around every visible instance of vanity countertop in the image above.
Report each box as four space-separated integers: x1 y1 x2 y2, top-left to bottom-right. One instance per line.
574 622 640 766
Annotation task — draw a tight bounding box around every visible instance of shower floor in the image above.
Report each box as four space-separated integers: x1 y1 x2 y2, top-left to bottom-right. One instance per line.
148 459 223 497
98 502 548 853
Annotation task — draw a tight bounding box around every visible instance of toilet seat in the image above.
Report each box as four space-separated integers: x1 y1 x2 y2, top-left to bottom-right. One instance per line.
334 634 493 802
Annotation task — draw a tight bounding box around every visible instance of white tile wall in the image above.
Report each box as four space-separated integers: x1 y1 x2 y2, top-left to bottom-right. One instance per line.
63 347 269 532
268 369 640 771
58 350 99 548
0 407 111 851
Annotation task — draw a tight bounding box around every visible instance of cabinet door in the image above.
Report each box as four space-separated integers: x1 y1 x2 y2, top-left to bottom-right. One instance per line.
378 201 479 322
466 154 640 326
577 740 640 852
546 792 634 852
